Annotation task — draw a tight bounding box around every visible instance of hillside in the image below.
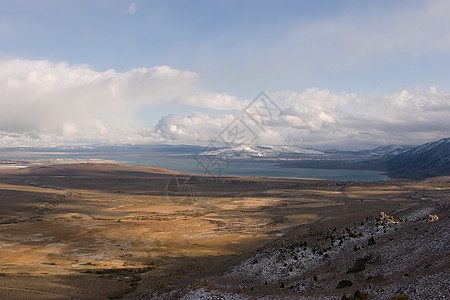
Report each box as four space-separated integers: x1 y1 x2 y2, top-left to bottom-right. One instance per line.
278 138 450 180
383 137 450 179
146 181 450 300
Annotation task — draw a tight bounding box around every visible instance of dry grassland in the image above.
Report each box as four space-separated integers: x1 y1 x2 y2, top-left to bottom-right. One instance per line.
0 164 447 299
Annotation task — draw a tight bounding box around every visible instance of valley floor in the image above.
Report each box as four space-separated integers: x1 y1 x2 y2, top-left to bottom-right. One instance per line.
0 164 448 299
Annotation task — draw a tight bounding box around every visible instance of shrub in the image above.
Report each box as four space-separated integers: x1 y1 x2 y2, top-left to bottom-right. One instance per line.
368 237 376 246
353 289 369 299
336 279 353 289
347 256 371 274
341 289 370 300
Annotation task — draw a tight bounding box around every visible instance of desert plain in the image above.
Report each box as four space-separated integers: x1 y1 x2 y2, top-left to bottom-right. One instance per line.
0 163 448 299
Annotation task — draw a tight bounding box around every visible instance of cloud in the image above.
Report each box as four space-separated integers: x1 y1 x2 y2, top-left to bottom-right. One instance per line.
154 112 234 142
185 93 247 111
152 87 450 149
274 88 450 147
126 3 137 15
0 59 449 149
153 111 287 146
0 60 194 134
0 59 240 145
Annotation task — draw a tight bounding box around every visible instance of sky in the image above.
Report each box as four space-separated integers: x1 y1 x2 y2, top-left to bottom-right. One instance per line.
0 0 449 149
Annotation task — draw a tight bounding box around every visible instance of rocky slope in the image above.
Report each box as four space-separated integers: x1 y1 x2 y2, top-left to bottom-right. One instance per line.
144 200 450 300
383 137 450 178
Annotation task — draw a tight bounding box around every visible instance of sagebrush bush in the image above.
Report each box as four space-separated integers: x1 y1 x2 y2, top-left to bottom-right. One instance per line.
336 279 353 289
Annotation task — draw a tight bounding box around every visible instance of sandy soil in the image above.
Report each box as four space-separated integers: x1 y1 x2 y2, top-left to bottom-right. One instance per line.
0 164 447 299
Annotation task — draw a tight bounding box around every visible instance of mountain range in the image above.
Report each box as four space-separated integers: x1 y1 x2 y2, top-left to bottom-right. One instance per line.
198 145 324 160
381 137 450 179
1 138 449 180
198 138 450 179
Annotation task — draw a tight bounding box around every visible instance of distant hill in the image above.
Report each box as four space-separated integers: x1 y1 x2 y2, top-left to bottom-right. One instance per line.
198 145 324 160
382 137 450 179
277 138 449 179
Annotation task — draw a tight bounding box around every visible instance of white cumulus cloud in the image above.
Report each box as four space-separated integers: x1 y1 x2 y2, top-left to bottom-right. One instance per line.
0 59 240 145
0 59 449 149
152 87 450 149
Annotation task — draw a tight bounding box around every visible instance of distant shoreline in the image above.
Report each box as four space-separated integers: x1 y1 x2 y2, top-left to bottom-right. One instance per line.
0 158 388 181
0 158 120 168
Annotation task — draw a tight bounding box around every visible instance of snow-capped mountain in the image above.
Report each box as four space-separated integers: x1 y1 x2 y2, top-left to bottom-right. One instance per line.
198 145 325 160
369 145 412 157
383 137 450 178
382 146 413 159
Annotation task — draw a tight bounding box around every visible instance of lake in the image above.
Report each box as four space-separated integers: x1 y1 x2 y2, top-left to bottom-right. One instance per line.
117 157 388 181
0 152 388 181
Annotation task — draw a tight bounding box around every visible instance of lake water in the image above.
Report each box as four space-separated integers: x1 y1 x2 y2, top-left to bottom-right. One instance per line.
116 157 388 181
0 153 388 181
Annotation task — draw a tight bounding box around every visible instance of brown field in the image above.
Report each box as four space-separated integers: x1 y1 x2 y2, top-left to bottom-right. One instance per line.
0 164 448 299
